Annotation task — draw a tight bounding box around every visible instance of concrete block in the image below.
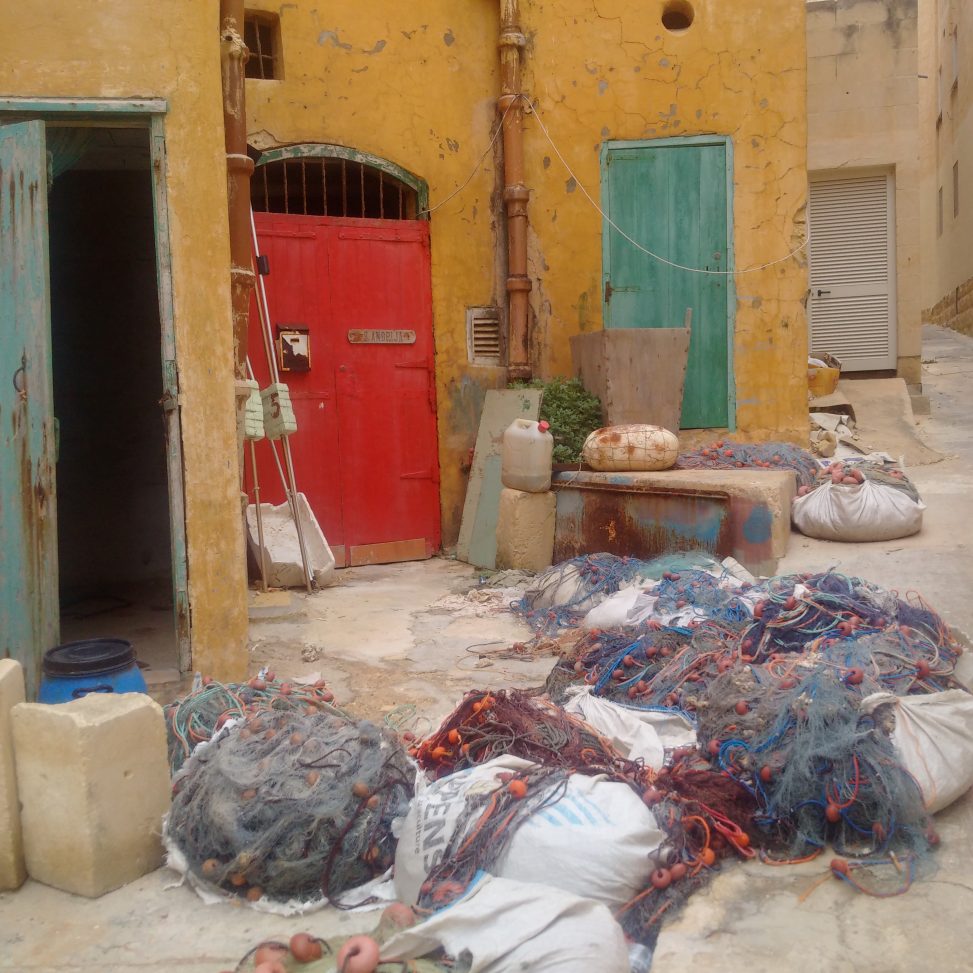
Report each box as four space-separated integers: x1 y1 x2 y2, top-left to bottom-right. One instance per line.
496 488 556 573
12 693 171 897
0 660 27 891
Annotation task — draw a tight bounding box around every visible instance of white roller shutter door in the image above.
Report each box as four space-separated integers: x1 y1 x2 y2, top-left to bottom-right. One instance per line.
808 173 896 370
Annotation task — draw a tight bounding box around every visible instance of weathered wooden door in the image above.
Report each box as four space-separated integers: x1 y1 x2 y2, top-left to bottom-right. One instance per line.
602 138 732 428
0 121 59 698
250 214 441 567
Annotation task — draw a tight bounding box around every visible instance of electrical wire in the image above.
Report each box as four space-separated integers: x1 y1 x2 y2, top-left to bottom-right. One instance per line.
416 100 515 217
521 95 809 277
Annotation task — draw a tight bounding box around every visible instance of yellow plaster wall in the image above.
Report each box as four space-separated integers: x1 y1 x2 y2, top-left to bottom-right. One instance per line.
0 1 249 680
523 0 809 442
244 0 809 546
806 0 921 383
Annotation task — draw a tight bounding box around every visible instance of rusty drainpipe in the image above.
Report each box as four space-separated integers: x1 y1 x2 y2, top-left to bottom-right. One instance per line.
220 1 255 390
498 1 532 381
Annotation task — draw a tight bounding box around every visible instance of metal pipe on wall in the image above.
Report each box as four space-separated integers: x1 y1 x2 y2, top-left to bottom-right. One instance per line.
498 0 532 380
220 0 255 382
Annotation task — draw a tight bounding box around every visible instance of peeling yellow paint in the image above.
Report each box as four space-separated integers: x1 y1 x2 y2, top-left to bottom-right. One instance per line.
0 0 249 680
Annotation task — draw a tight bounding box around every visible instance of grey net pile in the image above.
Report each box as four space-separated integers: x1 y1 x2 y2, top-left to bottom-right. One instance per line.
698 659 932 868
167 709 414 905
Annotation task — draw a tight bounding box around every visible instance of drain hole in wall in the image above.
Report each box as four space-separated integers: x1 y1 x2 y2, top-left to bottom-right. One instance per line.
662 1 695 32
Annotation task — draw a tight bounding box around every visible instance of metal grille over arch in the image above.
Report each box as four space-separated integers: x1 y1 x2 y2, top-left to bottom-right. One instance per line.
251 144 427 220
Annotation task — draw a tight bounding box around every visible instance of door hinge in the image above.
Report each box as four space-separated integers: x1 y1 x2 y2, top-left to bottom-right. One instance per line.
604 279 613 304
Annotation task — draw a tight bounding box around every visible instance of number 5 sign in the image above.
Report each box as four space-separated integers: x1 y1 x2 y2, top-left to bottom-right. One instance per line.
260 382 298 439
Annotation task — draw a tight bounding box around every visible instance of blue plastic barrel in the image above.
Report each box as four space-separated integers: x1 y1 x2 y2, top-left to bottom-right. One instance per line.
38 639 148 703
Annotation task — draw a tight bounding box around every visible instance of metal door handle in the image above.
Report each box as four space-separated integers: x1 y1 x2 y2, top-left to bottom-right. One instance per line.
816 289 831 297
12 353 26 400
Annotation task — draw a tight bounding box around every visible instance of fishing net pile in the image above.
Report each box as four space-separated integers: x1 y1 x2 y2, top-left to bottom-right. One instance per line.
617 752 759 944
413 688 648 787
511 550 723 635
548 571 962 712
698 656 934 876
164 673 338 774
675 438 820 489
166 708 413 906
536 566 968 901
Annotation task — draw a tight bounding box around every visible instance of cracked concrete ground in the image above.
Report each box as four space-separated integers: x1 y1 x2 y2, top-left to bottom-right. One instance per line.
2 326 972 972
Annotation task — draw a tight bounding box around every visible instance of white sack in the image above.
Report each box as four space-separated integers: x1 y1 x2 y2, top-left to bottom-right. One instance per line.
792 479 925 542
381 874 631 973
582 586 644 630
563 686 697 753
394 756 664 908
861 690 973 813
562 686 665 768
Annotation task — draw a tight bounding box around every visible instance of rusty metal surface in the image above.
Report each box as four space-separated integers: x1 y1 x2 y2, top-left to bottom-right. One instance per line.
552 477 733 564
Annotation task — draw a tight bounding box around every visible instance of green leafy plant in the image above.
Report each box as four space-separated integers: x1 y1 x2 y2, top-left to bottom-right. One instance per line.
509 376 603 464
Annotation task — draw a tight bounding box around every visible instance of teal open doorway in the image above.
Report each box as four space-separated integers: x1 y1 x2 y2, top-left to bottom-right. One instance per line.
0 102 189 698
601 136 735 429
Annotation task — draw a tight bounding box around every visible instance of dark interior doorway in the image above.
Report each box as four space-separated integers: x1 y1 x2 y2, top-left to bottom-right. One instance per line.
48 126 179 683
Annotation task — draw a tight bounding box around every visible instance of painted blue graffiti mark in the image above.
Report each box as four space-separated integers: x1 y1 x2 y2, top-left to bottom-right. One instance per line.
742 505 773 543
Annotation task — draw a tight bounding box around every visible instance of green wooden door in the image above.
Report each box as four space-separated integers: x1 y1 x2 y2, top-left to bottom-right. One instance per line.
0 121 59 699
602 139 732 428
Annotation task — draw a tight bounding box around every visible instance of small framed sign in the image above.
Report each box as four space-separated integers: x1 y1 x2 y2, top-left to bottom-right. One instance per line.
347 328 416 345
277 327 311 372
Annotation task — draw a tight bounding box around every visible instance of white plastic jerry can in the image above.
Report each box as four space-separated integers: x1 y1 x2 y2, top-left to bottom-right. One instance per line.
501 418 554 492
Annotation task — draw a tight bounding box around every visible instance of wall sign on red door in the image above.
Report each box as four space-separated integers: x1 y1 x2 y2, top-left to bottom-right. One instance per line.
247 215 440 568
347 328 416 344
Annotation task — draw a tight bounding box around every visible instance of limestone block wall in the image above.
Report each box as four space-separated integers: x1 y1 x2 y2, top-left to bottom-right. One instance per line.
919 0 973 337
806 0 921 383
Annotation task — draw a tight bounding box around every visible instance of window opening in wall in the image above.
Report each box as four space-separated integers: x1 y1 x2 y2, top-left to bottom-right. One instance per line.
467 306 503 365
252 156 418 219
661 1 695 32
938 186 944 236
244 12 281 80
954 162 959 218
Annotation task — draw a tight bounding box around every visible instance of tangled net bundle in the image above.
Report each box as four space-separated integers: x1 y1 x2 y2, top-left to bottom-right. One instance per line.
164 675 338 774
547 572 961 714
675 438 820 489
413 689 647 788
618 755 759 945
650 568 755 625
512 551 721 635
530 565 966 907
698 661 933 867
167 709 413 905
740 572 959 663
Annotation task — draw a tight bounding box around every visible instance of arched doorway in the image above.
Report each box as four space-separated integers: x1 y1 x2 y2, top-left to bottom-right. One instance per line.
248 144 440 568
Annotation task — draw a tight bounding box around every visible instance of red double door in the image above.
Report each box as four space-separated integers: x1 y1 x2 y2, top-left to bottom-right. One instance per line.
248 214 441 567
